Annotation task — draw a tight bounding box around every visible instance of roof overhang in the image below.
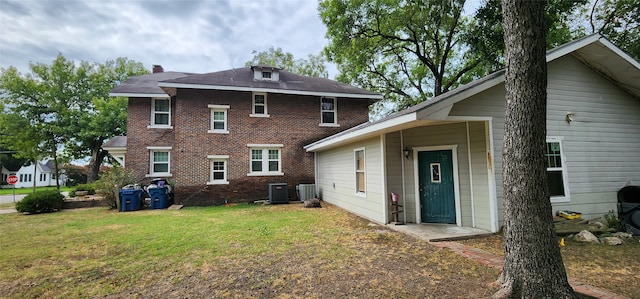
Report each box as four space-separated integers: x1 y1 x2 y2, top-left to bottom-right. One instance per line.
304 71 505 152
103 146 126 154
108 93 170 98
158 82 384 100
304 34 640 153
548 34 640 98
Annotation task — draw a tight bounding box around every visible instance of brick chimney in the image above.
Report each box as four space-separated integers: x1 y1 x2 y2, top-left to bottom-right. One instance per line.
152 65 164 73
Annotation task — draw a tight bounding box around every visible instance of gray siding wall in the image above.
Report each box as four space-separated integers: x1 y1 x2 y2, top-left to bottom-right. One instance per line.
449 54 640 223
385 132 406 222
547 55 640 216
381 122 492 230
468 122 492 230
316 136 386 223
402 123 472 226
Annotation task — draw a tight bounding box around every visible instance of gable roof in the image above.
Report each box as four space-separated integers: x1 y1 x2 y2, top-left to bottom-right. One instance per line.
102 136 127 149
158 67 384 99
109 71 195 98
305 34 640 152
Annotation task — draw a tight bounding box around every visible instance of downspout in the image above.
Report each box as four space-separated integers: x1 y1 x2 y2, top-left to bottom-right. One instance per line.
466 122 476 227
400 130 407 223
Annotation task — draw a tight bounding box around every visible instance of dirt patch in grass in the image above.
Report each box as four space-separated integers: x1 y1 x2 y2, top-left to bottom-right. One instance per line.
460 233 640 298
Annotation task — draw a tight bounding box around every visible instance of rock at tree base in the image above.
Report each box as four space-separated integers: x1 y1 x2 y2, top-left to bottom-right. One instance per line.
574 230 599 243
600 236 623 246
304 198 321 208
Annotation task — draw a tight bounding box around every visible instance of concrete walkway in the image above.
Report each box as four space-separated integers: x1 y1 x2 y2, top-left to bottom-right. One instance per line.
386 223 629 299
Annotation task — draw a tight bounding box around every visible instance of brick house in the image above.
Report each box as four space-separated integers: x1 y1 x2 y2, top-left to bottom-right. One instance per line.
109 65 383 205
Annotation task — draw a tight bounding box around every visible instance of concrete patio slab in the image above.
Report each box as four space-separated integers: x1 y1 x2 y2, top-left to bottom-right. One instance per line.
386 223 494 242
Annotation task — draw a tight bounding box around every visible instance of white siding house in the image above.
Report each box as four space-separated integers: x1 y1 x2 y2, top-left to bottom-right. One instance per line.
1 160 64 189
305 35 640 233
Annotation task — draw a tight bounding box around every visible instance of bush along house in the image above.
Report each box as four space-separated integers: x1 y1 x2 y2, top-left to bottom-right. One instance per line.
108 65 383 205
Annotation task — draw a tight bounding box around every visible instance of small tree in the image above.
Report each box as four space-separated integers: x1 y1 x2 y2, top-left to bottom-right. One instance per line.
94 166 137 208
245 47 329 78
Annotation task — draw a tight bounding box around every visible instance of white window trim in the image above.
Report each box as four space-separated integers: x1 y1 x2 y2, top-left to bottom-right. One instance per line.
547 136 570 203
146 146 172 177
208 104 230 134
207 155 229 185
250 92 269 117
247 144 284 176
148 98 173 129
354 147 366 197
320 97 339 127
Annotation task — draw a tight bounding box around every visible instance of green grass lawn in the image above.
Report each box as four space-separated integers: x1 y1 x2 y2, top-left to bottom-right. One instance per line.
0 204 499 298
0 186 73 195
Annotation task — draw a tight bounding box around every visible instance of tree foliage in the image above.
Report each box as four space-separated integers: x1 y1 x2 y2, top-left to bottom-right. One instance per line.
320 0 638 116
320 0 482 114
0 54 148 183
245 47 329 78
588 0 640 59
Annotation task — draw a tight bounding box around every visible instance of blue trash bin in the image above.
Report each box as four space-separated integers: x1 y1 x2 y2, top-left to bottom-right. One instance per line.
120 189 143 212
148 187 169 209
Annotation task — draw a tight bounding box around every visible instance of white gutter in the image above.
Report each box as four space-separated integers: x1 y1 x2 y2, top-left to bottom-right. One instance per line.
305 112 418 152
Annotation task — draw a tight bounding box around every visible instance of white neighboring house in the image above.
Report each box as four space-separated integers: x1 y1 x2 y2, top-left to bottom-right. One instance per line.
1 159 65 189
102 136 126 167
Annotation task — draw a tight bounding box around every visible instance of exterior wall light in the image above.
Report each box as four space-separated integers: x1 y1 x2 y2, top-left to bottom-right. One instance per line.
403 148 411 159
566 112 574 123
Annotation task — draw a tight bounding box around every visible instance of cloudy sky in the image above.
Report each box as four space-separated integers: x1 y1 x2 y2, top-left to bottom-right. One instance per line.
1 0 482 79
0 0 334 76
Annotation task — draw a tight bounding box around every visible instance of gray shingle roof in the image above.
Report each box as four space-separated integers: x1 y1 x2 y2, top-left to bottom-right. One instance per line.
102 136 127 148
159 67 383 98
109 72 195 96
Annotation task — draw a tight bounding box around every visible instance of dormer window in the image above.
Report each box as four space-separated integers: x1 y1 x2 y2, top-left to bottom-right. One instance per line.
252 65 280 81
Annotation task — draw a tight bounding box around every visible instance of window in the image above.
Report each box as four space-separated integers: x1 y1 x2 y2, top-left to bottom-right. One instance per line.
321 97 338 126
251 92 269 117
355 148 365 194
148 146 172 177
40 173 46 181
248 144 283 176
262 71 272 79
545 137 569 202
207 155 229 185
151 98 171 128
208 104 230 133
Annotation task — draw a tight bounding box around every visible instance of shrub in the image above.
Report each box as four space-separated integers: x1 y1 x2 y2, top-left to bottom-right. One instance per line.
94 167 138 208
73 183 96 195
16 190 65 214
603 210 622 231
62 164 87 186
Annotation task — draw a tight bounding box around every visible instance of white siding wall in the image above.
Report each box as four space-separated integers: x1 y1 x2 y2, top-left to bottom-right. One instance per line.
449 54 640 224
316 136 386 223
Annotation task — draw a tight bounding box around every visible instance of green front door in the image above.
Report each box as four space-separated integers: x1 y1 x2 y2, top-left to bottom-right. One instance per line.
418 150 456 223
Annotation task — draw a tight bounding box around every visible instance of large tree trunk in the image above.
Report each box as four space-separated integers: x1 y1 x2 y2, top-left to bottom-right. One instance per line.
496 1 577 298
86 146 108 183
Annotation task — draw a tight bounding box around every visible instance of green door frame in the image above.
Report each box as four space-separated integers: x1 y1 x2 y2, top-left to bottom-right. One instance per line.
412 145 461 225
